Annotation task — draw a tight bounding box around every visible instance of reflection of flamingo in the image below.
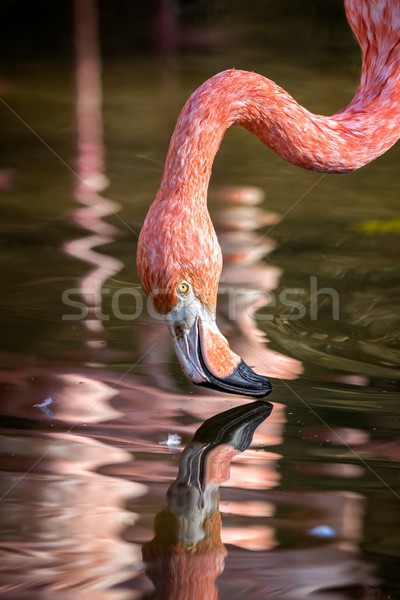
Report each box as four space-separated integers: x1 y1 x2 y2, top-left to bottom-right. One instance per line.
212 185 303 380
64 0 123 359
137 0 400 397
143 400 273 599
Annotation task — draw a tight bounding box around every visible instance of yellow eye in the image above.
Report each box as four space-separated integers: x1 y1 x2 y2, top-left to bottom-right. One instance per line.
178 281 190 295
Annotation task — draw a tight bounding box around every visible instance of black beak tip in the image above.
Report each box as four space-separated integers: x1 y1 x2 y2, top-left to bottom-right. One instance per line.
198 359 272 398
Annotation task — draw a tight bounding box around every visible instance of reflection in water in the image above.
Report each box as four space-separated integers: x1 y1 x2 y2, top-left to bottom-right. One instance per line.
0 372 145 599
140 396 381 599
1 2 400 597
212 185 303 381
64 0 123 356
0 362 387 599
0 437 143 600
143 400 273 599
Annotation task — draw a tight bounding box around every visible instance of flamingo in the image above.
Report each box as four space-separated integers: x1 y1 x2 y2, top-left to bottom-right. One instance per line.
137 0 400 398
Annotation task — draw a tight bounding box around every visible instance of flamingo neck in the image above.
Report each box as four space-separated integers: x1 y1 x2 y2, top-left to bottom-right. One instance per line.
156 0 400 207
137 0 400 312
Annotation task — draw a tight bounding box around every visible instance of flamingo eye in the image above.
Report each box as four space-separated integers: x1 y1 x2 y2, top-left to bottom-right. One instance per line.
178 281 190 295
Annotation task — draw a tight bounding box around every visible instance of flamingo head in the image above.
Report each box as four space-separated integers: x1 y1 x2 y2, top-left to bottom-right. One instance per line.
137 202 272 398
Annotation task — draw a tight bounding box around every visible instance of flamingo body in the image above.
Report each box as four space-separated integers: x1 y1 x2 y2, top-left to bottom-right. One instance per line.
137 0 400 396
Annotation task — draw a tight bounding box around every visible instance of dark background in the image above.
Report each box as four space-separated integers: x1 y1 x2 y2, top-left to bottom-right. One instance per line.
0 0 350 62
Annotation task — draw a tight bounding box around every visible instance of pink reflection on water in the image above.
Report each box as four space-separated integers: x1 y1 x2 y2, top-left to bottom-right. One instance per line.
142 401 273 599
63 0 123 355
0 168 16 191
0 356 383 598
0 367 146 599
212 185 303 381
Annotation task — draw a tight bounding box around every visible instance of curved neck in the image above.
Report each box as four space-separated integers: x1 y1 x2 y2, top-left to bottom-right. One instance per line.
158 0 400 205
138 0 400 313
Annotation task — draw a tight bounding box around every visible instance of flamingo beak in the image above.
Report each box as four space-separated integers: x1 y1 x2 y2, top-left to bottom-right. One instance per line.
165 299 272 398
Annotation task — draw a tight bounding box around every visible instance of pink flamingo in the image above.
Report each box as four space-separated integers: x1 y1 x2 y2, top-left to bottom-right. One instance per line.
137 0 400 397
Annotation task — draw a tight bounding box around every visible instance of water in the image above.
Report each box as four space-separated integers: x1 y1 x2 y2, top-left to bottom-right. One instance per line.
1 2 400 598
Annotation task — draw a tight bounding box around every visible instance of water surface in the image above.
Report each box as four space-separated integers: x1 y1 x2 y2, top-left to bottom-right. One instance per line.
1 2 400 598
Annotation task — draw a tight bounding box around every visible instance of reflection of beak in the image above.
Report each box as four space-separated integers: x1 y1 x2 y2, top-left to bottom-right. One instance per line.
165 298 272 398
